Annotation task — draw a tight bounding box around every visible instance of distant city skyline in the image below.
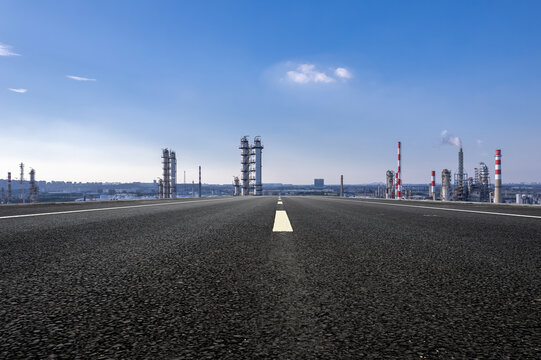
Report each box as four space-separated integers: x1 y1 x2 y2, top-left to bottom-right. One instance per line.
1 1 540 184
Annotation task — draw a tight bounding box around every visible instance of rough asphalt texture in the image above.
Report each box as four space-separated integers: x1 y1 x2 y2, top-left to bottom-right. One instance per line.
0 197 540 359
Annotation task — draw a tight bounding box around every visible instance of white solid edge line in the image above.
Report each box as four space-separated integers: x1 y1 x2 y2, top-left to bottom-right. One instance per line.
272 210 293 232
0 198 233 220
333 198 541 219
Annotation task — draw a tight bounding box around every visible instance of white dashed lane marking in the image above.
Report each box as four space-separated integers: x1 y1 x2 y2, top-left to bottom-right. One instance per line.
272 210 293 232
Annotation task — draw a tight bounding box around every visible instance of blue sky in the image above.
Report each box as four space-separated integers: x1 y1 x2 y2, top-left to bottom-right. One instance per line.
1 0 540 184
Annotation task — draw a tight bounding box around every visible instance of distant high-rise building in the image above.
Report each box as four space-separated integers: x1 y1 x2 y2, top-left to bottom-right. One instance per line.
314 179 324 188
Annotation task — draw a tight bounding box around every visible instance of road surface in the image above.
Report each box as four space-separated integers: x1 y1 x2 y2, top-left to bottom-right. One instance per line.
1 196 539 358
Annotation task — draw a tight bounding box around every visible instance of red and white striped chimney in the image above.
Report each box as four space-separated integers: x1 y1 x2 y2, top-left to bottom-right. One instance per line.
494 149 502 203
396 141 402 200
430 170 435 200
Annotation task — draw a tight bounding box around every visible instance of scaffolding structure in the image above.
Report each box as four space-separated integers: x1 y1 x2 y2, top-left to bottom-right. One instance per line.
453 147 468 201
170 151 177 198
249 136 263 196
160 148 177 199
240 136 250 196
469 162 490 202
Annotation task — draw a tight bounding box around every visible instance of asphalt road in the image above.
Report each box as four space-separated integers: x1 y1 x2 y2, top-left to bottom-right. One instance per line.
0 197 539 359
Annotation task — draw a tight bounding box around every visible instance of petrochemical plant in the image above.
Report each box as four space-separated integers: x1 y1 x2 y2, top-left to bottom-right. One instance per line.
385 141 501 203
0 163 39 204
1 135 540 205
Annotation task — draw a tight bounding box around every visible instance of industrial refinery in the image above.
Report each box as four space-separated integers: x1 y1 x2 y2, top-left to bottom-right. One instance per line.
0 163 39 204
238 136 263 196
0 137 539 205
385 142 503 203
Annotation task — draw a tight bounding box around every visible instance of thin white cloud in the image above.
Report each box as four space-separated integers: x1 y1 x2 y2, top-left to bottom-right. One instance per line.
0 43 20 56
8 88 27 93
335 67 352 79
286 64 335 84
67 75 96 81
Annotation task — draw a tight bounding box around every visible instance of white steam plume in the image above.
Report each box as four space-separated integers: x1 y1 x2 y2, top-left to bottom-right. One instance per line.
441 130 462 147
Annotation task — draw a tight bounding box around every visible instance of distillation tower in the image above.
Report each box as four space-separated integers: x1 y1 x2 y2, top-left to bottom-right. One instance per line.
233 176 240 196
29 169 38 203
441 169 451 201
170 151 177 198
239 136 251 196
160 148 177 199
385 170 394 199
453 147 468 201
250 136 263 196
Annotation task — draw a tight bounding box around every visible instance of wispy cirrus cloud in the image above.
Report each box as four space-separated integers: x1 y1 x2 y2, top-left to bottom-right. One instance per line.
8 88 27 93
0 43 20 56
67 75 96 81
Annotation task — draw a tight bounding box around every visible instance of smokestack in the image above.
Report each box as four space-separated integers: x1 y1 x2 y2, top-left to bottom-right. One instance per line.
7 172 12 204
198 166 202 198
340 175 344 197
494 149 502 203
430 170 436 200
395 142 402 199
19 163 24 204
458 147 464 180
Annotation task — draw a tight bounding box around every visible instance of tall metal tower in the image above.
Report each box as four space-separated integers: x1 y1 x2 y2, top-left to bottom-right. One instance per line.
233 176 240 196
240 136 250 196
162 149 171 198
250 136 263 196
198 166 202 198
170 151 177 198
441 169 451 201
19 163 24 204
395 142 403 199
385 170 394 199
454 147 468 201
7 172 12 204
29 169 38 203
494 149 502 203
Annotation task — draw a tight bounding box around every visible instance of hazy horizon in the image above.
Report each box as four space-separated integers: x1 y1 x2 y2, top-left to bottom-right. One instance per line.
2 1 540 184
